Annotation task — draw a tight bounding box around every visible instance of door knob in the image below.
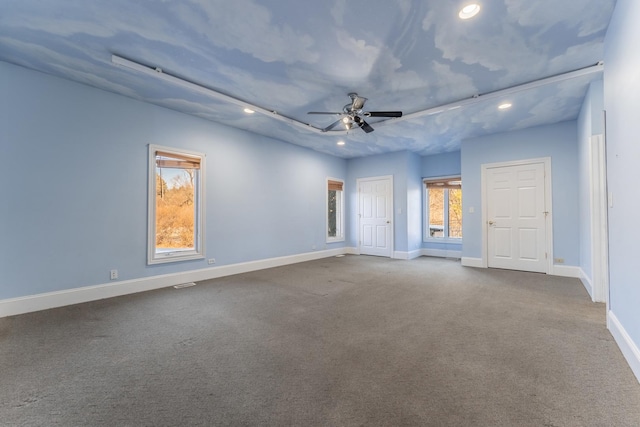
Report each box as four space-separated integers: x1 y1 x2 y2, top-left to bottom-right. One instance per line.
488 220 495 226
386 220 390 224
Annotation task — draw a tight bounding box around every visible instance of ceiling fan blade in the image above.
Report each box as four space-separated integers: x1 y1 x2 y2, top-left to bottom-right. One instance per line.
359 120 375 133
364 111 403 117
322 119 344 132
308 111 343 115
354 116 375 133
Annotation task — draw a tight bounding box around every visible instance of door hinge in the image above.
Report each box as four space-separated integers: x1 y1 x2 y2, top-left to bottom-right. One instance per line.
545 252 548 259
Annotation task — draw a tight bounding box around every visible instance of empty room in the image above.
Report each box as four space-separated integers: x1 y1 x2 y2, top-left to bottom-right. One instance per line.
2 0 640 425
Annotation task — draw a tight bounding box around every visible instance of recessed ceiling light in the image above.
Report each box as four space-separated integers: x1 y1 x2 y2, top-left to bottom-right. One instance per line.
337 141 345 146
498 103 512 110
459 3 481 19
243 108 255 114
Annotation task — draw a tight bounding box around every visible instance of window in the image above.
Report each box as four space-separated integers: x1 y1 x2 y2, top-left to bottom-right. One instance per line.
148 145 205 264
327 178 344 242
424 177 462 240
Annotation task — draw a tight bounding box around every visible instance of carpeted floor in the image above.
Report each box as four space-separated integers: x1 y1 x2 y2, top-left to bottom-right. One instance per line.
1 255 639 426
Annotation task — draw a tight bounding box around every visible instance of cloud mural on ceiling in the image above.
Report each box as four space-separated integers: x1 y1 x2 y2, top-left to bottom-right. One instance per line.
0 0 614 158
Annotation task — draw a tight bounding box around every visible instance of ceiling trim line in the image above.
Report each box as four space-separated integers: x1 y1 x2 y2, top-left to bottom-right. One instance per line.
111 54 329 135
373 62 605 128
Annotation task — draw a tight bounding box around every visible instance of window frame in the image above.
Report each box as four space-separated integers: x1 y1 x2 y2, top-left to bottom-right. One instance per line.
326 177 345 243
423 175 463 243
148 144 206 265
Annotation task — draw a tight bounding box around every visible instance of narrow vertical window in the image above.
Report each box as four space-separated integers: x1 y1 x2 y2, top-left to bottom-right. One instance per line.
327 178 345 242
148 145 205 264
424 177 462 240
448 187 463 238
428 187 445 237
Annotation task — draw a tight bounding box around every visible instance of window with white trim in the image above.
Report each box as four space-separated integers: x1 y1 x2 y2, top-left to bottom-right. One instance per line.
148 145 205 264
424 177 462 241
327 178 344 242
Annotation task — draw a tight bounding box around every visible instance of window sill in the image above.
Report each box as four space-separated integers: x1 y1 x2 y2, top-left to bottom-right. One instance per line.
148 251 204 265
326 237 345 244
423 238 463 244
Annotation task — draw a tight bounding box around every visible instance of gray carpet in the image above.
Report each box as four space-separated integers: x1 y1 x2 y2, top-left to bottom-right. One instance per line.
1 255 639 426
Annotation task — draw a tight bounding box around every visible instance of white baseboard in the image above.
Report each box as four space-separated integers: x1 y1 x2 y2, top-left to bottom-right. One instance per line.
461 257 483 268
551 265 581 278
393 251 408 260
0 248 347 318
608 311 640 384
345 247 360 255
579 267 594 300
421 249 462 259
459 258 582 277
393 250 422 260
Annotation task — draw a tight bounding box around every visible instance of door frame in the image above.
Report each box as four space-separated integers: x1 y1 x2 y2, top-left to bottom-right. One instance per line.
590 134 609 304
357 175 394 258
481 157 553 273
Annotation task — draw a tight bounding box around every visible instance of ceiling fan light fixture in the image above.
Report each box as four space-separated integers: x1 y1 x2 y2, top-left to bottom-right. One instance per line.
459 3 481 19
337 141 345 146
498 102 512 110
243 108 255 114
342 115 355 130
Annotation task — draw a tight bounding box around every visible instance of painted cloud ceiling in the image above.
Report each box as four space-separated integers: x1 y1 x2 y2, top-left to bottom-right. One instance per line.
0 0 615 158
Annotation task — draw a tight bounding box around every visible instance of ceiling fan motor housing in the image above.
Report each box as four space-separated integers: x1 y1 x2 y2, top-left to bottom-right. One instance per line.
348 92 367 111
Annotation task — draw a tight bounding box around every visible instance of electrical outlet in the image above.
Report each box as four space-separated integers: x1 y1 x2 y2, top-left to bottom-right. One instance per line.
110 269 118 280
554 258 565 264
311 244 316 250
207 258 216 265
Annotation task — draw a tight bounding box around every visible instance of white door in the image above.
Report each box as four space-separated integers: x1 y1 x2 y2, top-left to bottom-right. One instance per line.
486 162 548 273
359 177 393 257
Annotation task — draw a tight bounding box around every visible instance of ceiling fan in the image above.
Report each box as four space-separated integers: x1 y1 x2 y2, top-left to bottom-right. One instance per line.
308 93 403 133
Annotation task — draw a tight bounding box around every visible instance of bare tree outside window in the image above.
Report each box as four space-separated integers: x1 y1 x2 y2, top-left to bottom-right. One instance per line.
448 188 463 238
426 178 462 240
156 168 196 250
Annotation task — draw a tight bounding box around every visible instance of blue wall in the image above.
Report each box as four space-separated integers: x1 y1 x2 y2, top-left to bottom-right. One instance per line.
0 61 346 299
460 122 580 266
407 152 423 254
603 0 640 361
577 79 604 286
422 151 461 179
